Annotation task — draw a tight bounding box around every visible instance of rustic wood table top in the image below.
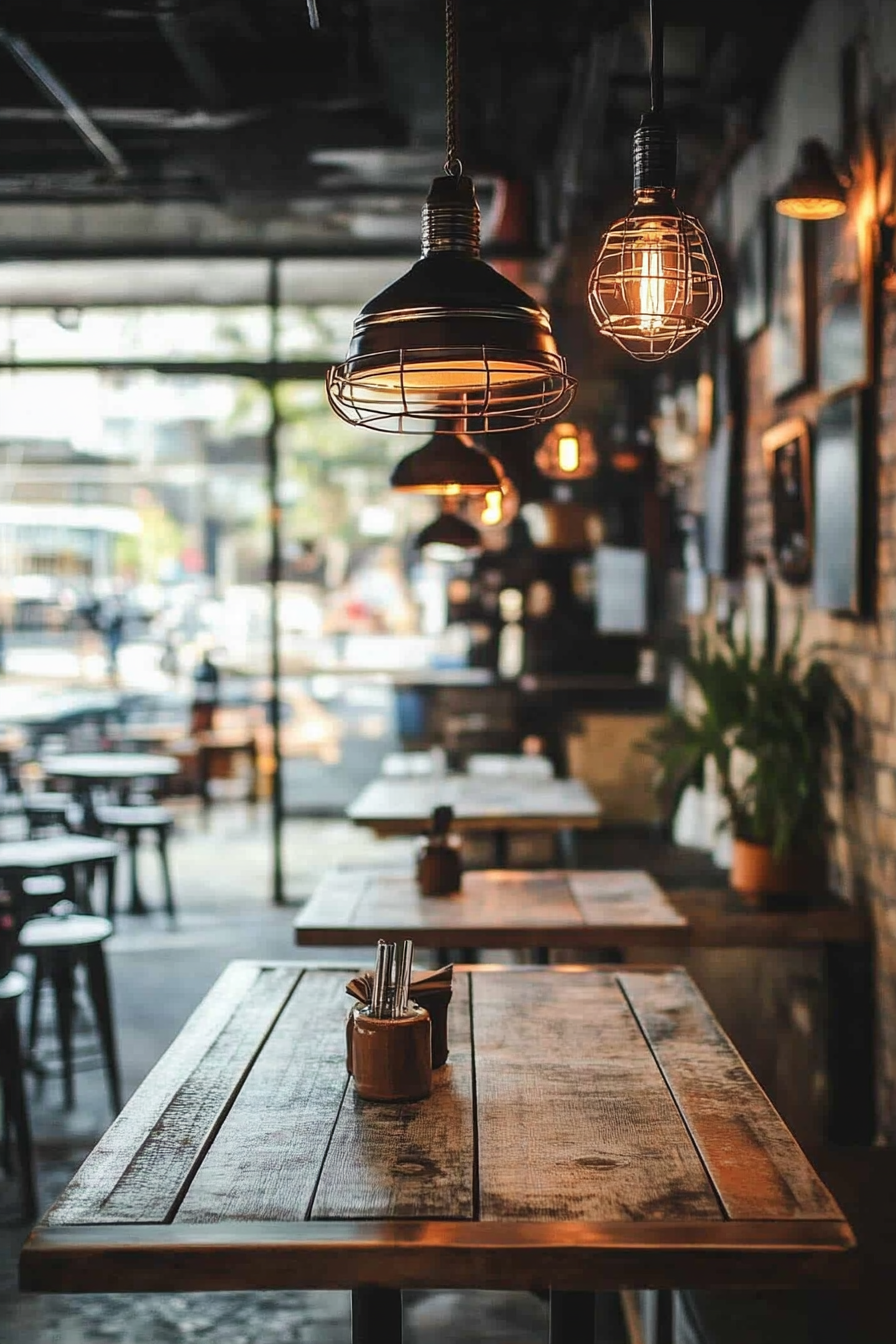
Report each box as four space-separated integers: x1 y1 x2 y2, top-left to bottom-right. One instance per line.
346 775 602 834
295 867 688 949
20 961 853 1313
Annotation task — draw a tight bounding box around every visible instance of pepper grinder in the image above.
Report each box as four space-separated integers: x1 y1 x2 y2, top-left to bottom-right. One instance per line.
350 939 432 1103
416 805 462 896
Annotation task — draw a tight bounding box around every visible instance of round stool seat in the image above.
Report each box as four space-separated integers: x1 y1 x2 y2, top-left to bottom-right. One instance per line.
18 913 113 950
25 793 72 813
96 804 173 830
0 969 28 1000
22 874 67 899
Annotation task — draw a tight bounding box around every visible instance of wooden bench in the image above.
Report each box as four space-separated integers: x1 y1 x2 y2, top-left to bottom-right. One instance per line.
630 1147 896 1344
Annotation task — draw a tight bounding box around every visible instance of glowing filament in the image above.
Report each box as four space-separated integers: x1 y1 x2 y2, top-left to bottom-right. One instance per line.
557 436 580 473
638 244 665 332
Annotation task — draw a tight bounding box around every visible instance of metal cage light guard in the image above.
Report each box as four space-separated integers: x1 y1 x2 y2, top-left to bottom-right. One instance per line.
326 0 576 432
587 0 723 361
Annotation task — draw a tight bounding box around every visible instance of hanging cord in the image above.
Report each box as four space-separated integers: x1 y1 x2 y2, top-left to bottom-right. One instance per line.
444 0 462 176
649 0 663 115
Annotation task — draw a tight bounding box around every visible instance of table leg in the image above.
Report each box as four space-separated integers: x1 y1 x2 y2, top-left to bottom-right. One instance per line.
494 827 508 867
549 1290 596 1343
351 1288 402 1344
824 940 875 1143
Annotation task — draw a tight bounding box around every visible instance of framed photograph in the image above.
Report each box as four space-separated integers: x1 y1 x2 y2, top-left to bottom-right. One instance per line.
762 417 812 584
735 203 770 342
813 392 872 615
817 207 872 395
769 213 812 398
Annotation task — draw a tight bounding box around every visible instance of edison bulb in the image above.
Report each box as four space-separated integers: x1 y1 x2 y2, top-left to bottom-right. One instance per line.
535 422 597 480
588 188 723 362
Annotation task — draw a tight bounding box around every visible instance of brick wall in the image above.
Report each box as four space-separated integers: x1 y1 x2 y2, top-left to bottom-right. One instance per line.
700 0 896 1137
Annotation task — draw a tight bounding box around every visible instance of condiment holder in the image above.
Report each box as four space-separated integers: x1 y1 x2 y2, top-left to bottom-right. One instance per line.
416 804 462 896
346 961 453 1069
346 940 432 1102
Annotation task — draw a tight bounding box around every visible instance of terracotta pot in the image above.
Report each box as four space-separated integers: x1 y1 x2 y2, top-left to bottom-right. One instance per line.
730 839 818 903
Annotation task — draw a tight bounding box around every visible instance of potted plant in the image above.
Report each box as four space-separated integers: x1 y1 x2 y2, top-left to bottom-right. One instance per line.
646 628 849 900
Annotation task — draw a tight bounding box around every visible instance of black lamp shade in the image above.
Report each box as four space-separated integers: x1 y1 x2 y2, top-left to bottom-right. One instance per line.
776 140 846 220
415 509 482 552
390 433 502 495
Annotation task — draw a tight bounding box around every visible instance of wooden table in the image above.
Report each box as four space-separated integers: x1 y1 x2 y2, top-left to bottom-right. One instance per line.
296 867 688 962
347 775 601 864
20 962 853 1344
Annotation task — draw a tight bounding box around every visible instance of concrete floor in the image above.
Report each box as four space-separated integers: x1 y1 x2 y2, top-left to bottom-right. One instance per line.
1 801 549 1343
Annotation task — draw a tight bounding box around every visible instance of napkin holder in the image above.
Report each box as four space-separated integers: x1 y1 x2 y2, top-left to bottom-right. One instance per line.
348 1004 432 1102
346 965 453 1070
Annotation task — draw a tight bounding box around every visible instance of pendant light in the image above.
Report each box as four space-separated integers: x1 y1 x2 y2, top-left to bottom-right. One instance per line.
390 432 502 495
415 497 482 559
775 140 847 220
535 421 598 480
326 0 575 433
587 0 723 361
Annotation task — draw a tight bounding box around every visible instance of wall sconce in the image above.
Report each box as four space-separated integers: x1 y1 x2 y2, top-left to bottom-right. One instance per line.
776 140 847 220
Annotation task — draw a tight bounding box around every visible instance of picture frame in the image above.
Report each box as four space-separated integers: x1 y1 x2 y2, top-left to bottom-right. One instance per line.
817 205 873 395
812 391 873 615
734 202 770 342
761 416 813 584
769 213 813 398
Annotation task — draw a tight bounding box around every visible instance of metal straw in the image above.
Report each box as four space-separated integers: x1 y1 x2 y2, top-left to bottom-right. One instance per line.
394 939 414 1018
371 940 389 1017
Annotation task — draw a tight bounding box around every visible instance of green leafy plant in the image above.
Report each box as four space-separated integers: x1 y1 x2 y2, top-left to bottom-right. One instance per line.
645 627 850 857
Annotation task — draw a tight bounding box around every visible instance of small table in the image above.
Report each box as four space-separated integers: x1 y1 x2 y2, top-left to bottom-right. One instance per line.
0 834 120 917
45 754 179 832
296 867 687 963
347 775 601 864
20 962 853 1344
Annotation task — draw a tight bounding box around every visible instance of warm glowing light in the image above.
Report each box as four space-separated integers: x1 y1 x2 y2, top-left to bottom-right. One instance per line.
444 482 461 497
638 238 665 332
480 489 504 526
536 422 598 480
776 197 846 221
557 436 581 473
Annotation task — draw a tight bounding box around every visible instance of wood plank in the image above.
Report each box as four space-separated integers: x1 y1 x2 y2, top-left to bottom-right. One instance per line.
45 961 267 1226
569 871 687 931
311 973 475 1220
175 970 350 1223
20 1216 855 1296
618 970 843 1221
48 965 300 1226
471 970 722 1223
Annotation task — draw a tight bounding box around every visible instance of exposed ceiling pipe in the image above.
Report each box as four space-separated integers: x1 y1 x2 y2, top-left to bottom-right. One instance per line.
0 29 130 179
155 1 229 110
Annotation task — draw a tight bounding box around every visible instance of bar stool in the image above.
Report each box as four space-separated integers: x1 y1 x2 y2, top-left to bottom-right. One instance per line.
23 792 74 838
17 900 121 1114
95 804 176 916
0 969 36 1220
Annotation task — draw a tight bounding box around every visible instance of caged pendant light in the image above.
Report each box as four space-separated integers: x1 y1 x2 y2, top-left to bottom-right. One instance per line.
326 0 576 433
587 0 723 361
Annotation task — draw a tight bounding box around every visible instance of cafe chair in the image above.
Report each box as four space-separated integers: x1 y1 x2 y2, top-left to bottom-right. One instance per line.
95 803 176 917
0 969 37 1220
17 899 121 1115
23 792 74 838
